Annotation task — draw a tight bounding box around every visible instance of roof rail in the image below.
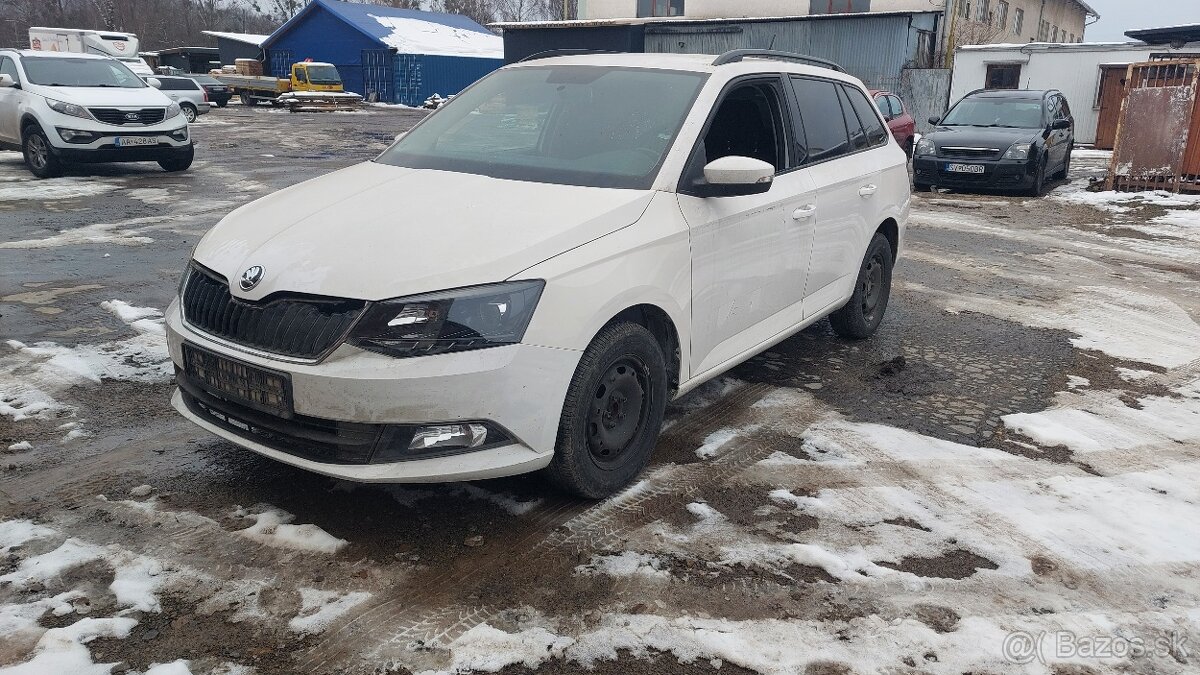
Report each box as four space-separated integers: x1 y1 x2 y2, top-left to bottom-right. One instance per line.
712 49 846 72
518 49 620 62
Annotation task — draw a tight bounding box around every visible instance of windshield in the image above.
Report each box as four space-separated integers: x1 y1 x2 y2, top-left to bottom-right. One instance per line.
23 57 145 88
941 98 1045 128
305 64 340 84
376 66 708 190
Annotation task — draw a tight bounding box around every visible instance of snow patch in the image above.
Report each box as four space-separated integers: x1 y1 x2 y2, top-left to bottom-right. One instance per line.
432 624 573 674
0 616 136 675
694 427 742 459
233 506 349 554
368 15 503 58
0 178 118 202
575 551 669 579
289 588 371 635
1002 388 1200 454
0 519 57 552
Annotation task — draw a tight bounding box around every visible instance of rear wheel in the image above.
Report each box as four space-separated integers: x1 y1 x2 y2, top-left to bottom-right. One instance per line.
240 92 259 106
158 145 194 172
913 181 932 193
1053 144 1072 181
181 103 198 123
545 322 668 499
829 234 894 340
22 126 63 179
215 100 228 108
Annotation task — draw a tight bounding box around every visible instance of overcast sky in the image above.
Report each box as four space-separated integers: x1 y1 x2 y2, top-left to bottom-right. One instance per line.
1084 0 1200 42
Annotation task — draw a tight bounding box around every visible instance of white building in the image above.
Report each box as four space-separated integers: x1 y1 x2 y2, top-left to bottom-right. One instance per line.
579 0 1097 51
949 40 1200 146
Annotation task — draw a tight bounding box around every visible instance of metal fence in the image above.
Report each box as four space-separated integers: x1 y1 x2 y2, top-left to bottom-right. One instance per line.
1108 59 1200 193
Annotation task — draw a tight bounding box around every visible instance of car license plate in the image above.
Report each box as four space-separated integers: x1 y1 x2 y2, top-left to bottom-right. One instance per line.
114 136 158 148
945 163 986 174
183 344 292 417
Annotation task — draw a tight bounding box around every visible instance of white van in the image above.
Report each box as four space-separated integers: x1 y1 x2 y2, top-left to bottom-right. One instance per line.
28 27 154 77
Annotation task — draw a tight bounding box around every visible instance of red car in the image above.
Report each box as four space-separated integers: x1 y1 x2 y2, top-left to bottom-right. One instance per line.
871 90 916 157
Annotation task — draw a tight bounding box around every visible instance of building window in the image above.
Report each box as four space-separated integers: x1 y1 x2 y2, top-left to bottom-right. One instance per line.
958 0 971 18
1069 33 1076 42
985 63 1022 89
809 0 871 13
1013 8 1024 35
637 0 684 17
995 1 1008 30
976 0 990 24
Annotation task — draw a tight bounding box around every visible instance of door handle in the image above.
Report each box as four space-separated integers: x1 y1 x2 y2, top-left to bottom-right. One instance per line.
858 184 878 197
792 205 816 221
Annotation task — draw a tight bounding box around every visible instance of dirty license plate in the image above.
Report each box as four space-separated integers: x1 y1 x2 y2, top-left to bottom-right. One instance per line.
945 163 986 174
114 136 159 148
183 344 292 416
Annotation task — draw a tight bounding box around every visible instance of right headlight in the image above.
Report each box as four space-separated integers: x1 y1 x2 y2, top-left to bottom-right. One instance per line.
915 137 936 156
165 102 182 119
47 98 91 120
348 280 545 358
1003 142 1033 160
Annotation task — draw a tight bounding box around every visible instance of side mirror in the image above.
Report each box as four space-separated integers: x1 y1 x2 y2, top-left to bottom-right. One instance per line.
147 77 162 89
0 74 15 88
695 156 774 198
1050 119 1071 130
928 116 942 126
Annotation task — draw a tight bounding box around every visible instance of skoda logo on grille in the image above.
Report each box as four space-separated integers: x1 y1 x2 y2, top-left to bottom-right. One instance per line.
240 265 265 291
124 112 140 121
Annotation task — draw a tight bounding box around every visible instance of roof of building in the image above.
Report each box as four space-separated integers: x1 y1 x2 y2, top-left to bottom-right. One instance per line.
263 0 502 59
1126 24 1200 45
202 31 271 47
958 40 1200 53
493 10 940 30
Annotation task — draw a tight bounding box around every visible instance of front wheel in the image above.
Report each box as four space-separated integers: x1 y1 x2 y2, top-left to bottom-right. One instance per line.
1053 145 1072 181
22 127 63 179
158 145 194 172
181 104 198 123
1024 156 1047 197
829 233 894 340
545 322 669 499
240 92 259 106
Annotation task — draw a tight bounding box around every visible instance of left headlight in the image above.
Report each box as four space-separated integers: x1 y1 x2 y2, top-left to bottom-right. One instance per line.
349 280 545 358
165 102 182 119
1004 142 1033 160
915 137 935 156
47 99 91 120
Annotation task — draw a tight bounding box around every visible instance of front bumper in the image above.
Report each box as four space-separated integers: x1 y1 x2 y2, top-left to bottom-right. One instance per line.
165 303 579 483
913 155 1037 190
51 141 193 164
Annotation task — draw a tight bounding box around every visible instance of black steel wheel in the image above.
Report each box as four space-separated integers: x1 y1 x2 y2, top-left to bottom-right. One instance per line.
829 233 894 340
1025 155 1047 197
546 322 668 499
1054 144 1072 181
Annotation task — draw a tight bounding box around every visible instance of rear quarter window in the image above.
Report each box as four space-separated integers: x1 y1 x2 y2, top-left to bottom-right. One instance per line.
789 76 851 164
843 85 890 147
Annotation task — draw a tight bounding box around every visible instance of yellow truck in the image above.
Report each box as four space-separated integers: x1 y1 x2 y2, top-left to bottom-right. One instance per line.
216 62 362 111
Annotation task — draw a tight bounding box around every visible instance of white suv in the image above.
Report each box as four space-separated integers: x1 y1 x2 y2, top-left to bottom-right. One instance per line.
0 50 193 178
166 51 909 498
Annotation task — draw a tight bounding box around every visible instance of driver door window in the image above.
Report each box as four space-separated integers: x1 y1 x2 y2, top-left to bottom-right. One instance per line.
696 81 787 174
295 69 308 84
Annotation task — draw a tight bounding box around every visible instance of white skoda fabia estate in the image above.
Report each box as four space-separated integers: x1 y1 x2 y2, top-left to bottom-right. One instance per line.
167 50 910 498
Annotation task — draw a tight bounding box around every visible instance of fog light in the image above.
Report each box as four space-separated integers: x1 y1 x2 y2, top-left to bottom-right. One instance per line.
410 423 489 451
57 128 95 143
169 127 189 141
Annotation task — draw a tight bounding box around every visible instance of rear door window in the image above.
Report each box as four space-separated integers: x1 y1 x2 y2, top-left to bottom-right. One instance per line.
836 85 868 151
789 76 850 164
873 94 893 119
889 95 904 117
843 85 890 147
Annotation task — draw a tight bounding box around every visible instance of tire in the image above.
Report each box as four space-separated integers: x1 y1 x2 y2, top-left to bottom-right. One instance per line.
181 104 197 123
240 92 258 106
215 100 228 108
904 138 914 159
22 126 63 179
158 144 194 172
829 234 894 340
1024 155 1047 197
545 322 669 499
913 181 932 193
1053 144 1072 181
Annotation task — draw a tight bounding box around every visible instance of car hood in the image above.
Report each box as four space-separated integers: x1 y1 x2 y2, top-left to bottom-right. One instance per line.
33 85 173 108
926 126 1040 149
193 162 656 302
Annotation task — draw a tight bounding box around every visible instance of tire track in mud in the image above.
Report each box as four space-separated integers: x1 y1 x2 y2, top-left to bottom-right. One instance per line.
298 381 828 672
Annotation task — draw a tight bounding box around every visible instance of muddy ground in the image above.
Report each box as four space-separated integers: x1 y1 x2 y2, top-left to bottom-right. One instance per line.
2 106 1199 675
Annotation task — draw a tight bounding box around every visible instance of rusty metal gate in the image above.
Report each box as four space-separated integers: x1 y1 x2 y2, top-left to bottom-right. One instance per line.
1108 59 1200 192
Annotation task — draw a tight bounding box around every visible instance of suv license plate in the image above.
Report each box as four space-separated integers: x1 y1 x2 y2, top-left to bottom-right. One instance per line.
946 163 985 174
114 136 159 148
182 343 293 417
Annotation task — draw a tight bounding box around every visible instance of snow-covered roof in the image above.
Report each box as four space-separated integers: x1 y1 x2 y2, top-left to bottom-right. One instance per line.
202 31 271 47
959 40 1200 53
269 0 501 59
494 10 940 30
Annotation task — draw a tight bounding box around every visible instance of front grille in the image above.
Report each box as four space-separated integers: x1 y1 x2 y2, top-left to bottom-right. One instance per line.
181 265 366 360
940 147 1001 159
88 107 167 125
